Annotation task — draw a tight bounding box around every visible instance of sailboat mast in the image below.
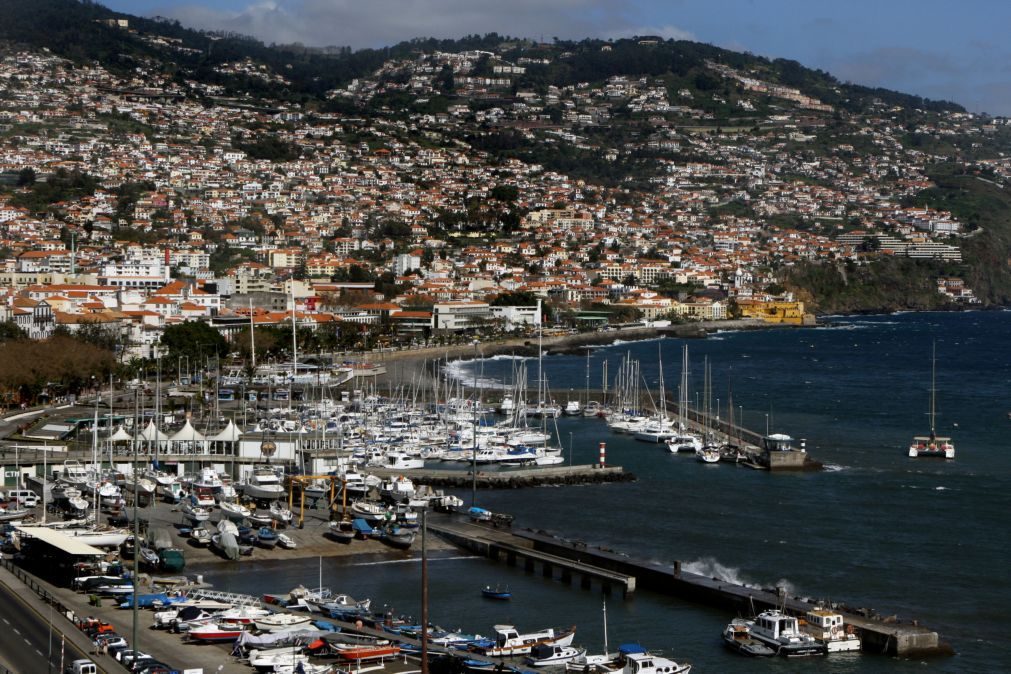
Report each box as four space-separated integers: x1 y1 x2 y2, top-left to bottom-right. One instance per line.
249 298 256 372
930 342 937 435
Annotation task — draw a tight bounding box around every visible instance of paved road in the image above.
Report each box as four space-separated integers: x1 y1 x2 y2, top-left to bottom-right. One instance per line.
0 579 90 673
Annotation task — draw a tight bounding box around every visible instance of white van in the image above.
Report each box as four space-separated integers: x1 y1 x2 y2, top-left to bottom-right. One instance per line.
7 489 39 507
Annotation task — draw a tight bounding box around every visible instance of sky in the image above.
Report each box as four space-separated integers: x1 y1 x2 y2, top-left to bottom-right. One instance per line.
102 0 1011 115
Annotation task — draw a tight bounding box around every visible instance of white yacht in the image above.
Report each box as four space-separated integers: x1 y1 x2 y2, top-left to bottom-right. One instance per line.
242 465 285 500
747 610 826 656
563 400 582 416
633 418 677 443
666 433 702 454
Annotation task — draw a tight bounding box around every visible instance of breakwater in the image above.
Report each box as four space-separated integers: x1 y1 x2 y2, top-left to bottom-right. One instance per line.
367 464 633 489
427 513 947 658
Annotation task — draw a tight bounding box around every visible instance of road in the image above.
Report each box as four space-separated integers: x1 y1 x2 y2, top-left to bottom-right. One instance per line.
0 579 91 673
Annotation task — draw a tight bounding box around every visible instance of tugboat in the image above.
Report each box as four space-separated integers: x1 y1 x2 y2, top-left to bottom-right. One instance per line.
746 609 826 656
800 609 861 653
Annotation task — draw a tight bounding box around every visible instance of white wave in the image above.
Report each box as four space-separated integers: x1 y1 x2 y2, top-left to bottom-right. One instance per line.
682 557 754 586
683 557 800 595
822 463 848 472
935 486 948 491
442 360 513 390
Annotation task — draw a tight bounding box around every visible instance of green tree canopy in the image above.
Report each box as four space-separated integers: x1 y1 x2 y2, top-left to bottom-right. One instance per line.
159 321 228 363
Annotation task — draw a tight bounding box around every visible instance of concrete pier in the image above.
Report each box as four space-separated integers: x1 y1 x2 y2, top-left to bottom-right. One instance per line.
367 464 632 489
429 518 635 597
429 513 943 657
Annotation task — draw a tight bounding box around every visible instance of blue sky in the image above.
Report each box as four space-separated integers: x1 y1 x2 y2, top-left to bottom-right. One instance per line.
102 0 1011 115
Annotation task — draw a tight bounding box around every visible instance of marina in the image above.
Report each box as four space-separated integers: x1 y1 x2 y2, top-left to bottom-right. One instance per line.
0 312 1008 672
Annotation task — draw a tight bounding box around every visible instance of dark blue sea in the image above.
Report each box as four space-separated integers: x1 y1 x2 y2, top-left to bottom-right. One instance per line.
193 312 1011 673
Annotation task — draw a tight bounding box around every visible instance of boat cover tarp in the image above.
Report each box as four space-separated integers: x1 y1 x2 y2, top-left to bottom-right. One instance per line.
147 527 173 551
217 531 240 560
233 628 328 650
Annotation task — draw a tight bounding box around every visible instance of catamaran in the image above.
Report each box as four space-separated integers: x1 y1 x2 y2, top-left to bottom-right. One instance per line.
908 343 955 459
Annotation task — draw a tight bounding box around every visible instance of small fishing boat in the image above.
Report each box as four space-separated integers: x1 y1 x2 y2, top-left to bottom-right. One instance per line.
722 618 775 657
254 612 313 633
481 585 512 600
328 519 355 544
277 532 297 549
335 643 401 661
380 525 415 549
257 527 279 548
526 644 587 667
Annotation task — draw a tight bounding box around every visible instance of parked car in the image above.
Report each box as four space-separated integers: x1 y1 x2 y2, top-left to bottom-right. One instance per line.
115 650 149 666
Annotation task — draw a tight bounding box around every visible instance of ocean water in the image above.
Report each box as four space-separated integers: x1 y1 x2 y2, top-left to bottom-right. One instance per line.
193 312 1011 673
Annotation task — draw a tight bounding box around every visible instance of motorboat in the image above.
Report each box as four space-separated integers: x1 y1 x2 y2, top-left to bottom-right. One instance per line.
379 475 415 503
243 466 285 500
695 445 721 464
563 400 581 416
0 506 29 522
722 618 775 656
181 497 211 522
526 645 587 667
620 650 691 674
188 621 248 642
219 500 251 521
269 502 293 524
277 532 297 549
476 625 576 657
247 650 310 671
747 610 826 656
800 609 861 653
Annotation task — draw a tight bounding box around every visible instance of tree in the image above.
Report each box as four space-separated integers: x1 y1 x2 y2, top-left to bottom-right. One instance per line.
16 167 36 186
0 321 26 343
159 321 228 363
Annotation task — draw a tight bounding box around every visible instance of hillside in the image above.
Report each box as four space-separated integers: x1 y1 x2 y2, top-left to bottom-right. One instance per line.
3 0 1010 315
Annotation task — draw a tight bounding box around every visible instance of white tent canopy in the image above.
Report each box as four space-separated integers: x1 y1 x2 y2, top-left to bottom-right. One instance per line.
169 419 205 443
208 419 242 443
138 420 169 442
109 426 133 442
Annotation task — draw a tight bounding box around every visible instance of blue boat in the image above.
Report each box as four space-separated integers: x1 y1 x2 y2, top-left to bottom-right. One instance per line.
481 585 512 600
256 527 279 548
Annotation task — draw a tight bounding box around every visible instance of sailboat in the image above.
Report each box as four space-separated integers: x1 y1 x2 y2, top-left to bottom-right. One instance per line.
908 343 955 459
